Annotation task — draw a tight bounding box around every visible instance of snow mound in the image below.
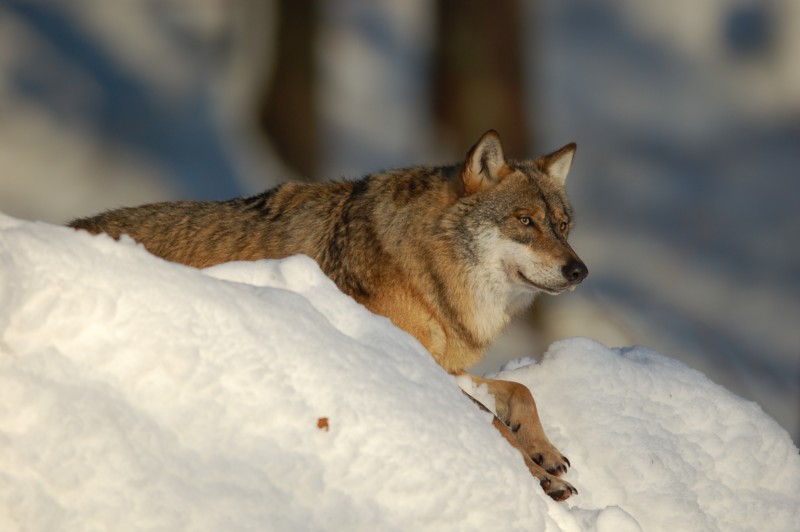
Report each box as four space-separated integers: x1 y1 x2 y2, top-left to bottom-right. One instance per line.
1 213 798 531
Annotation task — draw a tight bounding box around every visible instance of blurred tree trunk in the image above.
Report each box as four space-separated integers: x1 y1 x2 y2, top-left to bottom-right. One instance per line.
435 0 550 368
258 0 318 179
433 0 529 157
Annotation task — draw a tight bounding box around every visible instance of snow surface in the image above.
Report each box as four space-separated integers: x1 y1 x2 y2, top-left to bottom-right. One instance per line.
1 213 798 531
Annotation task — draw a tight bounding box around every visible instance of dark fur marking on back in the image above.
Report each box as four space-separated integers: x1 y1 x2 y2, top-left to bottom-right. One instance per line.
349 176 370 198
405 173 433 200
321 178 373 299
241 187 280 219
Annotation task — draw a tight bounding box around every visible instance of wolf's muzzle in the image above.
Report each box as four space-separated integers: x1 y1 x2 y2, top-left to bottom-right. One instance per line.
562 260 588 285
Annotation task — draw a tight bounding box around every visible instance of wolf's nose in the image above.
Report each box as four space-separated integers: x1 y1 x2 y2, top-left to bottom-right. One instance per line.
562 261 588 284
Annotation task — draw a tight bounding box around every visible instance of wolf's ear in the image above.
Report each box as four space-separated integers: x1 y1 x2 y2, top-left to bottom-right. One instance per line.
461 130 508 195
540 143 576 186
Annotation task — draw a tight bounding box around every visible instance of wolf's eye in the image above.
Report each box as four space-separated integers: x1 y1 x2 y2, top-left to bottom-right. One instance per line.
519 216 533 226
559 221 569 232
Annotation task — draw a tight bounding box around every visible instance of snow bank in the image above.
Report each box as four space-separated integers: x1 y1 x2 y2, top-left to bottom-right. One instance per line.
1 213 798 531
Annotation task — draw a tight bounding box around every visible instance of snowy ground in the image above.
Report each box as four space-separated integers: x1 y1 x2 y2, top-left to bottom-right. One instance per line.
2 214 798 531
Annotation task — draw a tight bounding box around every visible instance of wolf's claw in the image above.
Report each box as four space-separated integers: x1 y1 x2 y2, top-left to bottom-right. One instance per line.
543 478 578 501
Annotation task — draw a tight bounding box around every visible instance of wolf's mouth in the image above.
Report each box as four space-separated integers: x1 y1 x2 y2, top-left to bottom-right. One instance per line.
516 271 563 295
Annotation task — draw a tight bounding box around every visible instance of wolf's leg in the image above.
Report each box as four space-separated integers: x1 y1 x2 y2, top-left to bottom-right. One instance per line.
461 390 577 501
466 375 572 477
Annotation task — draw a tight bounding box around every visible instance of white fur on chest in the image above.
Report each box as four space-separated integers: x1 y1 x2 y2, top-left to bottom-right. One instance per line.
467 227 537 343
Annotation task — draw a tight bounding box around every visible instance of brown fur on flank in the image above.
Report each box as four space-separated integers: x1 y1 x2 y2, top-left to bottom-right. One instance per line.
69 130 587 500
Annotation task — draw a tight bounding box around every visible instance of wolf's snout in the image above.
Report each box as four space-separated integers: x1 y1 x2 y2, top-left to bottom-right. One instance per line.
562 260 588 285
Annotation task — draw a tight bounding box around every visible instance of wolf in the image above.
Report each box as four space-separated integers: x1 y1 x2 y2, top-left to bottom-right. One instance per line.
69 130 588 500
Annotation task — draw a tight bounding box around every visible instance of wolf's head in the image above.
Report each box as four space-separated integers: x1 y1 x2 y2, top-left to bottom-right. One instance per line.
454 130 588 313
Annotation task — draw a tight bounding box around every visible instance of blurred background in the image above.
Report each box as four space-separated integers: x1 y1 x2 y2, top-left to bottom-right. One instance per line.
0 1 797 444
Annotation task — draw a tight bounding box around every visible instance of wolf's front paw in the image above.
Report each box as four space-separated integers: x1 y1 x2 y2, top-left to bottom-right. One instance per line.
539 473 578 501
529 442 571 477
514 427 570 477
524 454 578 501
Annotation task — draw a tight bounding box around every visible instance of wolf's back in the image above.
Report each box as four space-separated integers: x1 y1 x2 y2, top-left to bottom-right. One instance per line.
68 170 452 274
68 181 353 269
